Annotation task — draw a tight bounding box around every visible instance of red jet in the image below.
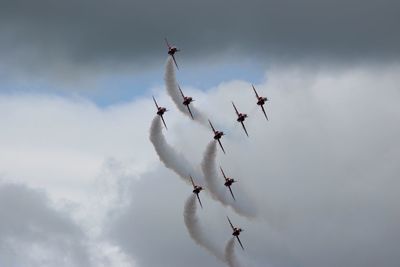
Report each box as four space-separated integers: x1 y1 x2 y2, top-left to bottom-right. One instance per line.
232 102 249 137
220 167 237 201
153 96 168 130
208 120 226 154
178 85 194 119
190 175 204 208
252 84 269 120
165 38 180 69
227 216 245 250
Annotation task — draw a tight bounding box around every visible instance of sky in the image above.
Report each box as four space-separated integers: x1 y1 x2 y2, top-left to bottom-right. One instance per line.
1 0 400 266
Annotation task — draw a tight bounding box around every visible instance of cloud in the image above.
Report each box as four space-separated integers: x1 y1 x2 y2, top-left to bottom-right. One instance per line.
0 94 156 202
0 0 399 78
0 179 135 267
1 63 400 266
108 63 400 267
0 182 90 267
106 168 230 267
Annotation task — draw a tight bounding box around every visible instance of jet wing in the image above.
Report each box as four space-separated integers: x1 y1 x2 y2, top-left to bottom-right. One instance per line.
220 166 227 180
190 175 195 188
160 115 168 130
241 121 249 137
261 105 269 121
227 216 235 230
252 84 260 98
232 102 239 116
228 186 236 201
153 96 159 109
236 236 245 250
186 105 194 120
196 193 203 209
178 85 185 99
208 120 216 134
171 54 179 69
217 139 226 154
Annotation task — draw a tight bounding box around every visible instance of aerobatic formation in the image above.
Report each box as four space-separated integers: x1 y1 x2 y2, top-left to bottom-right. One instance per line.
149 39 270 266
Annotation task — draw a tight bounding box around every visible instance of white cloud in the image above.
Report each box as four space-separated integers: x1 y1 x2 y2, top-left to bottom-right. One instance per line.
1 63 400 267
0 182 91 267
0 94 156 202
109 63 400 267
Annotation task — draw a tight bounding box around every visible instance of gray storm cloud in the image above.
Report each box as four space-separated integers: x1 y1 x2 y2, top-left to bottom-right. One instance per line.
201 140 257 218
164 57 208 125
183 194 226 262
0 182 91 267
1 0 399 76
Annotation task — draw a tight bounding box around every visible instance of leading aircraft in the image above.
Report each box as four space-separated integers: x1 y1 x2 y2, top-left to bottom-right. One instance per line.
178 85 195 119
208 120 226 154
190 175 204 208
153 96 168 130
227 216 245 250
252 84 269 120
220 167 237 201
232 102 249 137
165 38 180 69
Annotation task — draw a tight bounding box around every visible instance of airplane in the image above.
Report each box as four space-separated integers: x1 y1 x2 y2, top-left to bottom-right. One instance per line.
152 96 168 129
165 38 180 69
227 216 245 250
178 85 195 119
190 175 204 208
252 84 269 120
220 167 237 201
232 102 249 137
208 120 226 154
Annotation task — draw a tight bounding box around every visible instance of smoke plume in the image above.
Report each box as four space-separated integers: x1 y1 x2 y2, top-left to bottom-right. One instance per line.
149 115 202 184
183 194 226 262
164 57 208 125
225 238 241 267
201 140 257 218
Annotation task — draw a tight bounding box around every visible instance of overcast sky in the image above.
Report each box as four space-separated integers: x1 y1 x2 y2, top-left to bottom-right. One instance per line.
1 0 399 92
1 0 399 66
1 1 400 267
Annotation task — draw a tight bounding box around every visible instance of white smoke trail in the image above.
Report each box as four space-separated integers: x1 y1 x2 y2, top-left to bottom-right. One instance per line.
201 140 258 218
225 238 241 267
164 57 208 125
184 194 226 262
149 115 201 184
